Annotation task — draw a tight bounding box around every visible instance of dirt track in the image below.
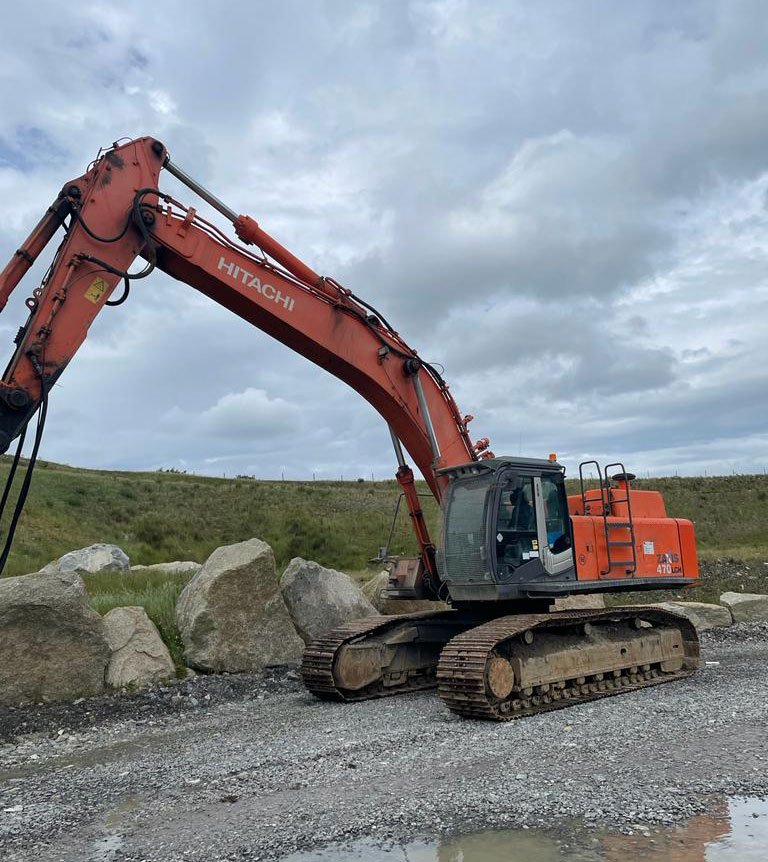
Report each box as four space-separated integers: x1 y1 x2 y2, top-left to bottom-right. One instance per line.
1 624 767 861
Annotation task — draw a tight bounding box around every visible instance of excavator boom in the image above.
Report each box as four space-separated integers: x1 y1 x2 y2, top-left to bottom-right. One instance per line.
0 136 485 589
0 135 702 720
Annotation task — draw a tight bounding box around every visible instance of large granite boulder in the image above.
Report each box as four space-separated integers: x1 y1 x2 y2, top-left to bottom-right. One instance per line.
130 561 201 577
103 607 176 688
42 543 130 577
654 601 733 632
0 571 109 704
553 594 606 611
719 592 768 623
176 539 304 672
280 558 379 644
361 570 447 615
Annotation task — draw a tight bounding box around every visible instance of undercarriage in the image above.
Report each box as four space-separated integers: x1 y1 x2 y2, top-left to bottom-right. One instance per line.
300 606 700 720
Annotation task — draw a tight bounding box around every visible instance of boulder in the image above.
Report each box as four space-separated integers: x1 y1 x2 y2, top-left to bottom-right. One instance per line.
280 558 379 644
719 592 768 623
130 561 201 577
554 594 606 611
654 601 733 633
42 543 130 577
0 571 109 704
103 607 176 688
361 570 447 615
176 539 304 672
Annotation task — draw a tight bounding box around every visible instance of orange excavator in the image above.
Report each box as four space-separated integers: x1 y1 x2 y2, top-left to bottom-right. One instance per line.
0 137 700 720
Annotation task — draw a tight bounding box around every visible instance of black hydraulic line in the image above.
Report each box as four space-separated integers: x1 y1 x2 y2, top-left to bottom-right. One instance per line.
0 358 48 575
78 186 164 291
79 254 154 283
68 207 133 244
105 277 130 306
347 289 398 335
0 423 27 528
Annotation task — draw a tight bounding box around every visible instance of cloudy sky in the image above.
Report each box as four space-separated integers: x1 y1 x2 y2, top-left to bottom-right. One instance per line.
0 0 767 481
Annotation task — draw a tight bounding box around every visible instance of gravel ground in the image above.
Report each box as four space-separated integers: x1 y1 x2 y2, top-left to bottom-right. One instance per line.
1 623 767 861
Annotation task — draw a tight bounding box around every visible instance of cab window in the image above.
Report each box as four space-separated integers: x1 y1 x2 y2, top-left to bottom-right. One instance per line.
495 477 539 571
541 475 570 554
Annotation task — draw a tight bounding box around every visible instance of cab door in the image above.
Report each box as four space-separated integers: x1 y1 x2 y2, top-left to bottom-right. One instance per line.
533 474 573 576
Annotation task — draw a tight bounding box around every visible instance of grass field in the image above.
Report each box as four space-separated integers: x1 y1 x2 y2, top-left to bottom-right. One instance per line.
1 459 765 579
0 458 765 669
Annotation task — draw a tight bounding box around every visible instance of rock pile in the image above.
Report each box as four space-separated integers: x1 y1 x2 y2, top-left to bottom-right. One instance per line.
2 531 767 709
41 543 130 577
280 558 378 643
176 539 304 672
719 591 768 623
653 601 733 633
0 571 109 704
102 607 176 687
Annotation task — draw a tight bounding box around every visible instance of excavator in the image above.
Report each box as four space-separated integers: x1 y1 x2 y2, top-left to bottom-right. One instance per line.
0 136 700 720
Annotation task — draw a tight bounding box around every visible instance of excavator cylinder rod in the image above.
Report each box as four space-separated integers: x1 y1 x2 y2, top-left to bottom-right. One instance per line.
163 155 328 293
164 157 239 223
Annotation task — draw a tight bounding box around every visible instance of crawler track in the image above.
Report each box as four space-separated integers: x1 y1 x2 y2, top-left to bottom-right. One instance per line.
437 606 700 720
302 606 699 719
301 610 457 701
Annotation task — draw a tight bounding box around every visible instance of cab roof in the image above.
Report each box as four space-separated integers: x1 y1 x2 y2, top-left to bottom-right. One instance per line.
437 456 564 476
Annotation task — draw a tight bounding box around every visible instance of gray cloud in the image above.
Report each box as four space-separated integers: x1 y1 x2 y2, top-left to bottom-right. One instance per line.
0 0 766 482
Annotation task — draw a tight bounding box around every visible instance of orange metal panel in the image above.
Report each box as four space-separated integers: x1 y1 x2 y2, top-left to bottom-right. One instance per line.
570 516 600 580
571 514 699 583
676 518 699 579
609 488 667 519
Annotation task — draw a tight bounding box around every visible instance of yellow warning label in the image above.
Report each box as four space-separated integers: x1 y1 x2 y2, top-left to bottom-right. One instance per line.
84 276 109 304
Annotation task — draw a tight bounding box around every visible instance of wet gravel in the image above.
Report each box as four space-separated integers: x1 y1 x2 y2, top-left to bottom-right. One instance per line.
1 623 767 861
0 668 304 744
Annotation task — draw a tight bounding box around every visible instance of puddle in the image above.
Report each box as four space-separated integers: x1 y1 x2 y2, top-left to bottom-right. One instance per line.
282 796 768 861
104 795 140 829
89 831 123 862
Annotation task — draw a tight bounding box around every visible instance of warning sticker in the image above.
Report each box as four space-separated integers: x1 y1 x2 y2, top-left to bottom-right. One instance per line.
643 540 655 555
84 276 109 304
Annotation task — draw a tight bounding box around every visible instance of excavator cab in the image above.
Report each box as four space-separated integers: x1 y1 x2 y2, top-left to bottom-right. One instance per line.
436 457 577 603
389 452 698 606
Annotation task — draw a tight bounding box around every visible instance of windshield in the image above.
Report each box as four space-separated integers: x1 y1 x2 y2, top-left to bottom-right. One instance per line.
439 474 493 584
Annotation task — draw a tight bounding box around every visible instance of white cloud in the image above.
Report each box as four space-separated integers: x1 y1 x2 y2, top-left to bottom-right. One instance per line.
0 0 765 481
196 388 301 438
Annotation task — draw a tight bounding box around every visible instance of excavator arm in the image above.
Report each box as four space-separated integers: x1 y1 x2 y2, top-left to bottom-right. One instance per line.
0 136 703 722
0 136 487 583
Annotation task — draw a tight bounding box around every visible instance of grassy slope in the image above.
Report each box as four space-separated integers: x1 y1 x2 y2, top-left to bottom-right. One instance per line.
0 459 441 578
2 460 765 578
1 459 765 670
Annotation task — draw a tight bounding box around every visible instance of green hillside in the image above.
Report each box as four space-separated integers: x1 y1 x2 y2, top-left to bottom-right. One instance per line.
0 459 764 673
0 459 765 579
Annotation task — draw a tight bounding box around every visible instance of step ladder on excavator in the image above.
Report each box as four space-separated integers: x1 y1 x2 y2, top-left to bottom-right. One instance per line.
578 460 638 577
